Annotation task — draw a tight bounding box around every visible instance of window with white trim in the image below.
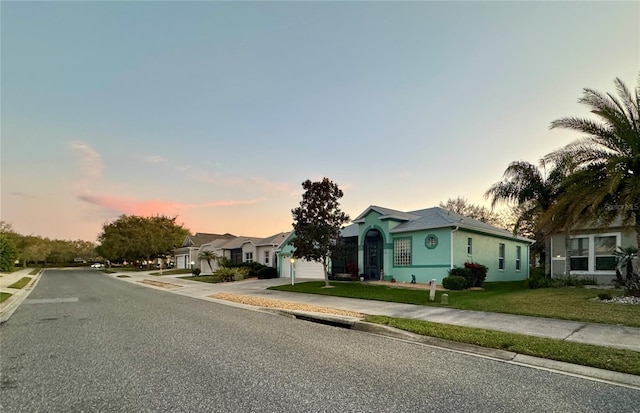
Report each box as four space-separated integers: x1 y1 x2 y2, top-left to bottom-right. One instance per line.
516 246 521 271
264 250 270 265
467 238 472 255
394 238 411 266
245 252 253 263
498 243 505 270
570 238 589 271
594 236 616 271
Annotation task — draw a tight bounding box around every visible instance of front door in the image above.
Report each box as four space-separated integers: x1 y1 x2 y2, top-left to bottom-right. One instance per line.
364 229 382 280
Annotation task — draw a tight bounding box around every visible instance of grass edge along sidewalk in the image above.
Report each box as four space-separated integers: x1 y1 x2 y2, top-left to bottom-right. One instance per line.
7 277 33 290
270 281 640 327
365 315 640 376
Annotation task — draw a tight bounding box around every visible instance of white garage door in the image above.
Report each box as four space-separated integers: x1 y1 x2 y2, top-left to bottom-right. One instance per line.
281 256 324 279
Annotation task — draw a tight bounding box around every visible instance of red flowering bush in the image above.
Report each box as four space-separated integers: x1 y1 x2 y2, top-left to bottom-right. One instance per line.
463 262 488 288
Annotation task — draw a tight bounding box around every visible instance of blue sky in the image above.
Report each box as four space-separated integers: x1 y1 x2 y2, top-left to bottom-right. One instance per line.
2 1 638 242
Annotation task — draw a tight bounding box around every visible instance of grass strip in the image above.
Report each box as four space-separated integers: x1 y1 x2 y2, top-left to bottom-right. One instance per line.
151 269 192 276
270 281 640 327
179 275 223 283
28 269 39 275
365 315 640 376
0 292 12 303
7 277 32 289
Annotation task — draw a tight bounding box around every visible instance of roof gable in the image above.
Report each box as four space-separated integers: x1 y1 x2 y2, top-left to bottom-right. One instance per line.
181 232 235 247
352 205 419 223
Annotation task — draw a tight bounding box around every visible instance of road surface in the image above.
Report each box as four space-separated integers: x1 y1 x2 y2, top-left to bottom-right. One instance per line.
1 269 638 412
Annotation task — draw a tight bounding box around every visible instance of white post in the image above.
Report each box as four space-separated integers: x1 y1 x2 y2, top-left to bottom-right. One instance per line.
290 257 295 286
429 279 437 301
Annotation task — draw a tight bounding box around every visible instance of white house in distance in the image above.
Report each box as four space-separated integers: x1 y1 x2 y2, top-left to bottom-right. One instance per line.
197 232 289 274
173 233 235 270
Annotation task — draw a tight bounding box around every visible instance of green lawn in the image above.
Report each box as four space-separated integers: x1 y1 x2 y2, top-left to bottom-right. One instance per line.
365 315 640 376
270 281 640 327
0 292 12 303
7 277 32 290
179 275 223 283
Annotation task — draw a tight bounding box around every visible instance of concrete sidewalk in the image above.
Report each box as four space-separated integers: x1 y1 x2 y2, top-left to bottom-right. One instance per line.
0 267 41 324
111 270 640 353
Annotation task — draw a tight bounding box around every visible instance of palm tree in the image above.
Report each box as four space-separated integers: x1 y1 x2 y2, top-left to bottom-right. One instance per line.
198 250 219 274
545 73 640 248
485 160 568 274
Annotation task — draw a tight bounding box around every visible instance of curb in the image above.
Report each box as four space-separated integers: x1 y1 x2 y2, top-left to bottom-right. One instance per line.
266 309 640 390
0 270 42 325
108 272 640 389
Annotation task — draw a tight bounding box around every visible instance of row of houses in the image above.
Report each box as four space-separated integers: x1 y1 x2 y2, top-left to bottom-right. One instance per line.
174 204 637 284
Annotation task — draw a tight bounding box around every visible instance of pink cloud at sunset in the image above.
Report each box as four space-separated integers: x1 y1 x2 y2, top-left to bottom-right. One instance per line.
78 193 262 218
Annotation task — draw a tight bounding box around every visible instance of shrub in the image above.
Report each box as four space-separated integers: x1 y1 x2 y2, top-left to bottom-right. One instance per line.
191 267 201 276
214 267 248 282
257 267 278 279
598 292 613 301
528 273 554 289
442 275 467 290
346 262 359 280
464 262 488 288
528 274 598 289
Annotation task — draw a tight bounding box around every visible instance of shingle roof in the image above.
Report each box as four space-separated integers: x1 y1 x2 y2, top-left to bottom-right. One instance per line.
182 233 235 247
257 232 290 246
352 205 419 223
387 206 531 241
340 224 359 238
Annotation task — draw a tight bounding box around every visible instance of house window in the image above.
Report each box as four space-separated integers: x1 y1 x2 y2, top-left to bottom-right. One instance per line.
498 243 505 270
245 252 253 263
394 238 411 266
425 234 438 249
570 238 589 271
516 246 521 271
264 250 270 265
594 236 616 271
467 238 472 255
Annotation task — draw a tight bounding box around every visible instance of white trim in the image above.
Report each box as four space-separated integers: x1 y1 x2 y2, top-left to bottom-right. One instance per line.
568 232 620 275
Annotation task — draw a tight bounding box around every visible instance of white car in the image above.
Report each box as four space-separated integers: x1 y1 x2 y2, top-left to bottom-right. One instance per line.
90 263 104 268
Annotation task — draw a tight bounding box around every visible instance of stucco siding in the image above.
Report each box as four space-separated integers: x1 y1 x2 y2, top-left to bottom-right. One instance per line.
386 229 451 284
454 230 528 282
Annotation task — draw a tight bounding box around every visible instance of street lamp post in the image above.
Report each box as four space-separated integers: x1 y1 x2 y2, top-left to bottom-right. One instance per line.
290 257 295 286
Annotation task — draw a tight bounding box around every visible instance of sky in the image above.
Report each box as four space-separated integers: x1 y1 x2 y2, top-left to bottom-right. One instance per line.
1 1 638 243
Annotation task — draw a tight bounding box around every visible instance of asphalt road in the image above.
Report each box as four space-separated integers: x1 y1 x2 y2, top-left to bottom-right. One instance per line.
1 269 638 412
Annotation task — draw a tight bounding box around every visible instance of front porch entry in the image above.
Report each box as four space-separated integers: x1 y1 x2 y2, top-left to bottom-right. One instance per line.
363 229 383 280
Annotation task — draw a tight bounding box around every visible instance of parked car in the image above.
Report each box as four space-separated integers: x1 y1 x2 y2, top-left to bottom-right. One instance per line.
90 263 104 269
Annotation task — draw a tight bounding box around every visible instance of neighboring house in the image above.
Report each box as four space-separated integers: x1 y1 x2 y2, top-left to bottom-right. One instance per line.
277 205 533 283
198 232 290 275
276 231 328 280
256 232 289 268
173 233 235 270
550 219 638 283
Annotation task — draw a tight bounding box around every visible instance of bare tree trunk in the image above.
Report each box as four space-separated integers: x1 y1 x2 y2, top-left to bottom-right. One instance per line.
635 209 640 251
323 257 330 288
564 230 571 276
544 232 551 277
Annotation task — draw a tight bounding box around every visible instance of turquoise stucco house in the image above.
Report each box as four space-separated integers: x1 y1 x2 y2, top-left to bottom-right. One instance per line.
277 205 533 284
352 205 533 283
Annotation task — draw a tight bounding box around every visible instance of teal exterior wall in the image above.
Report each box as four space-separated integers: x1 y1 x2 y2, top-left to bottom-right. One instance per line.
355 209 530 284
386 229 452 283
276 233 296 277
453 229 529 282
